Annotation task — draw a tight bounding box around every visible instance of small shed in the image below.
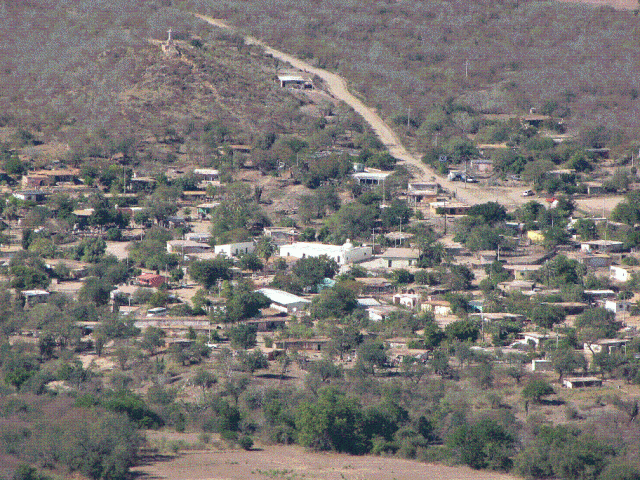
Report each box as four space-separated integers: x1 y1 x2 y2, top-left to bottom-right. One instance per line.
562 377 602 389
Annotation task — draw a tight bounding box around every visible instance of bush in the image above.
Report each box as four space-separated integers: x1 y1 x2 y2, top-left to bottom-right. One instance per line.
238 435 254 450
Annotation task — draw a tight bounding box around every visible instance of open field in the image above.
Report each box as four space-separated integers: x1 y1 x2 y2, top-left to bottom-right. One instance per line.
133 444 519 480
556 0 637 8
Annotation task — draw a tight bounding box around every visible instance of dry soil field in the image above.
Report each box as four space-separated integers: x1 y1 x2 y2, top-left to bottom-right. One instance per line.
556 0 636 8
133 444 519 480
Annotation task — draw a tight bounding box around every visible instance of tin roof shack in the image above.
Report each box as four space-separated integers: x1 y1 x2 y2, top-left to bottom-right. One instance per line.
245 318 287 333
568 252 612 270
13 190 49 203
355 277 394 294
277 74 312 89
406 182 439 206
584 338 629 355
137 273 166 289
562 376 602 389
275 337 329 352
22 289 50 308
264 227 298 246
429 202 471 216
367 304 401 322
44 259 89 280
129 174 156 192
498 280 535 293
504 264 541 281
167 240 211 255
256 288 311 314
581 240 624 254
29 168 80 186
469 159 494 173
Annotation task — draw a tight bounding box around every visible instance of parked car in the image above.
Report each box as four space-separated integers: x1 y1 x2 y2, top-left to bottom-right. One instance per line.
522 190 535 197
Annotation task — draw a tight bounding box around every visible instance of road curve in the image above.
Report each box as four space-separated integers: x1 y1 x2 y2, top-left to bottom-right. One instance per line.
194 14 529 208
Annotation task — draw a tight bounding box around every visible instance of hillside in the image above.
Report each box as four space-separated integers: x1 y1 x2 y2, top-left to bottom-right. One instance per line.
0 2 346 168
196 0 640 155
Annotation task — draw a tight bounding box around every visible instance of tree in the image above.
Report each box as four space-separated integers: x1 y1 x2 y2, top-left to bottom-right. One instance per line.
530 304 565 329
550 346 586 381
467 202 507 224
295 387 367 454
310 284 358 319
227 323 258 349
574 307 619 339
237 349 269 374
355 341 388 374
445 320 479 342
445 264 474 291
78 277 112 306
140 327 165 355
189 258 232 290
193 367 217 392
291 255 339 290
219 282 270 323
380 199 412 229
447 418 515 471
239 252 263 272
522 378 554 403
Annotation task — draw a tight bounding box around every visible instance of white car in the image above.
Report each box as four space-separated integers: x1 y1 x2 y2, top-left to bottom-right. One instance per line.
522 190 535 197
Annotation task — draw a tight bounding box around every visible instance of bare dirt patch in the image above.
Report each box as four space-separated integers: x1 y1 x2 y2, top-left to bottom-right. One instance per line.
133 444 518 480
554 0 636 9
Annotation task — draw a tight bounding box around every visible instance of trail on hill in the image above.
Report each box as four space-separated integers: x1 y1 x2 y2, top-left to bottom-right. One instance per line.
194 14 537 208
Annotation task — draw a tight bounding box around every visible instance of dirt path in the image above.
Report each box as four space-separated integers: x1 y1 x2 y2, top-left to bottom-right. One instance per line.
193 14 534 209
133 444 520 480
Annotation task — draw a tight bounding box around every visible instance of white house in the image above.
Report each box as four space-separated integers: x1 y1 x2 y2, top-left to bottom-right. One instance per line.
214 241 255 257
380 248 420 269
256 288 311 314
279 241 372 266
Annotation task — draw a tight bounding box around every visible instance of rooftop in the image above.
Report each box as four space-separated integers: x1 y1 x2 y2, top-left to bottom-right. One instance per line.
256 288 311 306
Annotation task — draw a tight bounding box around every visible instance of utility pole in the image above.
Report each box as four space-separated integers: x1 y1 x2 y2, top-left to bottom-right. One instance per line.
465 59 469 78
407 107 411 128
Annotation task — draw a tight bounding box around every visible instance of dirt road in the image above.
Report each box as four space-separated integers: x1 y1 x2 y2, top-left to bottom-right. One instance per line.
133 444 519 480
194 14 535 209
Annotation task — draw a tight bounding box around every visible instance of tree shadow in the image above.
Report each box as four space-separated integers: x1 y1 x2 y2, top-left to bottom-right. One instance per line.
255 373 294 380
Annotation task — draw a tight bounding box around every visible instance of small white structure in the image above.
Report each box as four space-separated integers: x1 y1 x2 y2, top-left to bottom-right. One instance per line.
610 265 638 283
367 305 400 322
256 288 311 314
214 241 255 257
393 293 421 309
167 240 211 255
584 338 629 354
352 171 392 186
421 299 452 317
562 377 602 389
532 359 554 372
279 241 372 266
604 299 632 314
193 168 219 183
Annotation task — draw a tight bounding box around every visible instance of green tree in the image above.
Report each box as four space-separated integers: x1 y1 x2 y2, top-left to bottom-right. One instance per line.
227 323 258 349
296 387 367 454
189 258 232 290
522 378 554 403
447 418 515 471
140 327 165 355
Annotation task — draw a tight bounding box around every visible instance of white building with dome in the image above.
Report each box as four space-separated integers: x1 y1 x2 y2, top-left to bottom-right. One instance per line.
278 240 372 266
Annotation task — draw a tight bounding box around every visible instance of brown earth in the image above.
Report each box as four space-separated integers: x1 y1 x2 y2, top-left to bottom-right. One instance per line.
555 0 636 8
133 443 519 480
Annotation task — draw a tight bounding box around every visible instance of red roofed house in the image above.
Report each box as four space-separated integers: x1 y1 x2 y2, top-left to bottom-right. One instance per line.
137 273 166 288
